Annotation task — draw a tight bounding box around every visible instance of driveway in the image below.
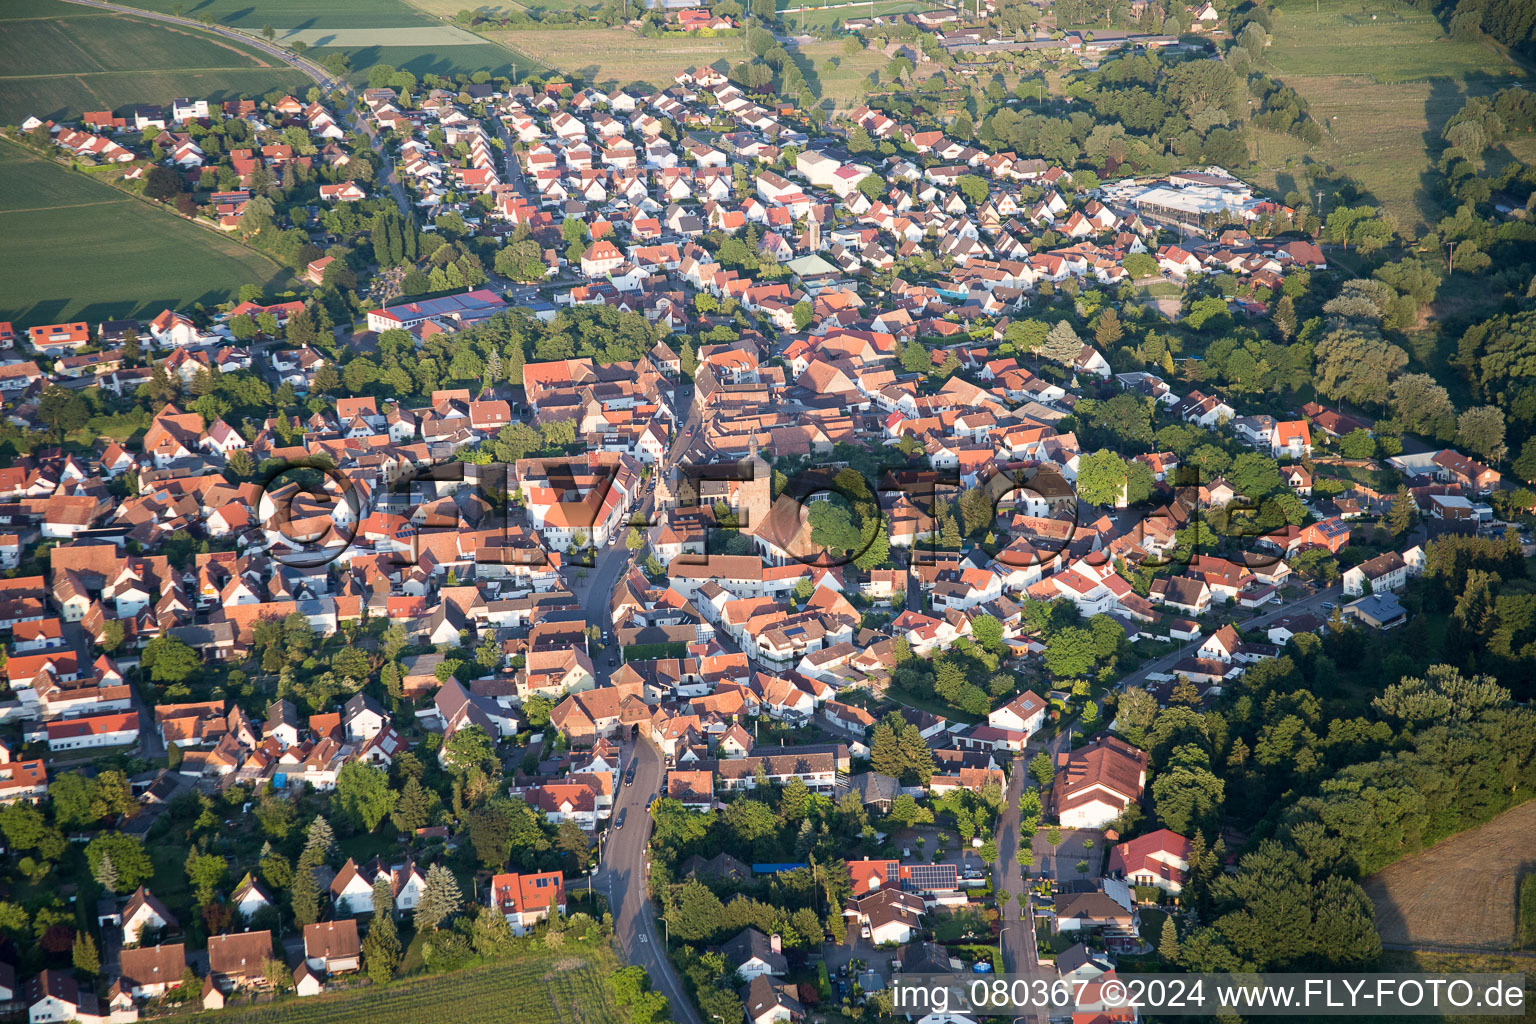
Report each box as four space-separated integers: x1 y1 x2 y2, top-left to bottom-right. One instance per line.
824 938 893 999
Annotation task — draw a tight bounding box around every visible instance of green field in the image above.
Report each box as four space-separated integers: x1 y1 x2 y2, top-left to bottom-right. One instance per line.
1254 0 1532 233
0 0 308 124
213 946 628 1024
484 25 738 88
126 0 534 77
0 143 293 325
793 37 886 110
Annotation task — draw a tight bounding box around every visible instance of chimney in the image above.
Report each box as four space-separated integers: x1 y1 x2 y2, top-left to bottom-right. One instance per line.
770 933 782 954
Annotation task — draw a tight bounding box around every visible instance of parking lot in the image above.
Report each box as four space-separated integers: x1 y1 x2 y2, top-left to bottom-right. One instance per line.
1030 827 1105 881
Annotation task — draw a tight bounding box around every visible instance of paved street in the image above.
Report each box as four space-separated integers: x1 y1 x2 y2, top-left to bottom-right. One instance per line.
1115 582 1342 691
594 738 703 1024
993 747 1058 1024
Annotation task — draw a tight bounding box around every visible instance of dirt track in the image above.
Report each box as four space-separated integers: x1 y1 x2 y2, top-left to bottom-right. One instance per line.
1364 800 1536 949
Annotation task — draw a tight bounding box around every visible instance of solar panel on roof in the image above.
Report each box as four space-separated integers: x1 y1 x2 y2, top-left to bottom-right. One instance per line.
901 863 959 892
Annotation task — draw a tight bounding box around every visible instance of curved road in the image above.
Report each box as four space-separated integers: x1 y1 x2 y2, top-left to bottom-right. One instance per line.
59 0 410 216
1114 582 1342 693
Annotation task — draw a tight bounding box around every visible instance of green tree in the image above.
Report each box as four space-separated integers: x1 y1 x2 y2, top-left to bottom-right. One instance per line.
416 863 463 931
1095 308 1124 348
85 834 152 889
292 865 321 927
74 931 101 974
671 879 727 943
185 850 228 905
335 761 395 832
1076 450 1128 507
1029 751 1055 788
957 174 989 207
1387 485 1418 536
1045 625 1098 678
1041 320 1084 365
301 815 336 868
1159 915 1180 962
971 614 1004 654
1151 746 1225 836
362 876 401 983
140 635 201 683
391 775 438 834
1456 405 1507 463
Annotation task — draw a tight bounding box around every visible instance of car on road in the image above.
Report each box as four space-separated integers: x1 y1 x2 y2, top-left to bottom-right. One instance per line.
1322 601 1337 610
624 765 636 786
647 792 657 811
615 809 627 829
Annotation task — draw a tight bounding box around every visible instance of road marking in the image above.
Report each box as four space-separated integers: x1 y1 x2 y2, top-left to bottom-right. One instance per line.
637 933 648 943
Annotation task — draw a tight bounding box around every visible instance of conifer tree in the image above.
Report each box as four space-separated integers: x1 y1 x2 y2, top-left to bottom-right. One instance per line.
292 864 321 927
74 931 100 974
415 863 462 932
1158 916 1180 963
95 852 119 894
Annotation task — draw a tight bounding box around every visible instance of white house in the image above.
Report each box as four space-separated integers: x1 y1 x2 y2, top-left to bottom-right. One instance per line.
329 859 375 916
986 690 1046 739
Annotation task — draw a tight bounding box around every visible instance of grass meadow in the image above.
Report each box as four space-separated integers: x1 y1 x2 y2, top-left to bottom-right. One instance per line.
483 25 744 88
0 143 293 325
1253 0 1532 233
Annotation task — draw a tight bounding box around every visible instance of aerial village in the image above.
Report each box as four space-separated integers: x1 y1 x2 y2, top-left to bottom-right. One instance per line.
0 38 1517 1024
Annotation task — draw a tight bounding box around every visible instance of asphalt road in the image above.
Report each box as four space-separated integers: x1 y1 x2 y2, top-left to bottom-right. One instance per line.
595 738 704 1024
564 380 711 1024
993 731 1072 1024
1115 582 1342 692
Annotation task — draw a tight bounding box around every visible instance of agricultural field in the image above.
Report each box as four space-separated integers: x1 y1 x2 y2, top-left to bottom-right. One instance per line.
0 0 307 125
403 0 597 16
125 0 535 78
1363 799 1536 950
777 0 931 28
1253 0 1532 233
213 945 628 1024
1378 952 1536 1023
791 38 885 110
483 25 742 88
0 143 293 325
